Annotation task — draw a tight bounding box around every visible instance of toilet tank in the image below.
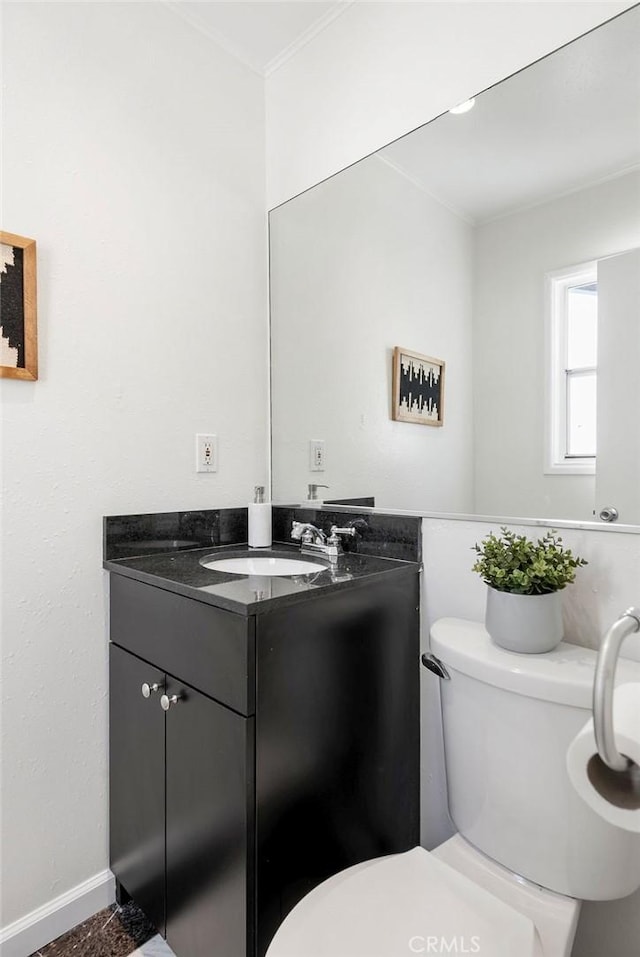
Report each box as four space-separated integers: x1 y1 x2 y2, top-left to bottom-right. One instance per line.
431 618 640 901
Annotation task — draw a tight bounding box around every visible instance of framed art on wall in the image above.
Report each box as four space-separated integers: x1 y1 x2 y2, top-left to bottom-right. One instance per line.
392 346 444 427
1 231 38 380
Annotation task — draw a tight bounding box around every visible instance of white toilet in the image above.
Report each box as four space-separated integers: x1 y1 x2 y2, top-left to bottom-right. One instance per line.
267 618 640 957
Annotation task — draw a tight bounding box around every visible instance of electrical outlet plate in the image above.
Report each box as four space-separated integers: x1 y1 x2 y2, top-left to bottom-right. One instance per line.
196 434 218 473
309 439 325 472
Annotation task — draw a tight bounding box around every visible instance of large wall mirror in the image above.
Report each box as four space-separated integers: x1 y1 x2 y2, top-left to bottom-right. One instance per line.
270 7 640 526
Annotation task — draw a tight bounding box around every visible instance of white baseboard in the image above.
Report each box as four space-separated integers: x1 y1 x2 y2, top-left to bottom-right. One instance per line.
0 869 115 957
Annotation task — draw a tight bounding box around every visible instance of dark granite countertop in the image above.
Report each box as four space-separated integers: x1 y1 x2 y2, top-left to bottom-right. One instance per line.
103 542 421 616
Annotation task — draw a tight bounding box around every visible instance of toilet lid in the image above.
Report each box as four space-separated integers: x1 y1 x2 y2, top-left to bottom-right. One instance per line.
267 847 536 957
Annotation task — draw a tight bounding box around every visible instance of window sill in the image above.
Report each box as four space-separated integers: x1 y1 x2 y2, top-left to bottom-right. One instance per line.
544 461 595 476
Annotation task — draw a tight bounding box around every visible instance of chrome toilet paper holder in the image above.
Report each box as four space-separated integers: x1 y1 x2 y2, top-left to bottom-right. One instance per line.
593 608 640 772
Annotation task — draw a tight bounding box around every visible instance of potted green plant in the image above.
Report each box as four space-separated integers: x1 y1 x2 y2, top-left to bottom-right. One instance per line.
472 528 587 653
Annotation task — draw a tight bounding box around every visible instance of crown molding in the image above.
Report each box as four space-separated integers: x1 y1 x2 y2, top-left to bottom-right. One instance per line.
162 1 265 77
162 2 354 80
375 154 476 226
376 155 640 228
480 161 640 226
265 2 355 78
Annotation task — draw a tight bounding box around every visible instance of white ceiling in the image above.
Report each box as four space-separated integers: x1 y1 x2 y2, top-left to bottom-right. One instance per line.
162 3 639 220
378 6 640 224
164 1 350 75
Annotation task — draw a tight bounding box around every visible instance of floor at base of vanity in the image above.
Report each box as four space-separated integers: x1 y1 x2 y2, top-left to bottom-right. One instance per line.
28 901 175 957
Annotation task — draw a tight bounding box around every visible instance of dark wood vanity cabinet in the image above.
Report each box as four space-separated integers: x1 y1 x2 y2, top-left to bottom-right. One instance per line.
108 567 419 957
109 643 253 957
109 645 165 932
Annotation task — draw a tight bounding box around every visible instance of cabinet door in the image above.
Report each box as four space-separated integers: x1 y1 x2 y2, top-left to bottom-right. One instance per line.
165 679 253 957
109 644 165 933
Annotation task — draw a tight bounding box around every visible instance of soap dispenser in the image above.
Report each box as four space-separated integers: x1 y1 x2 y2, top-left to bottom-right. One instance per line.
307 483 329 505
248 486 272 548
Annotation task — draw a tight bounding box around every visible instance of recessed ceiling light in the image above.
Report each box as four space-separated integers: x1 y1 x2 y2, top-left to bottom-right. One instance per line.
449 98 476 115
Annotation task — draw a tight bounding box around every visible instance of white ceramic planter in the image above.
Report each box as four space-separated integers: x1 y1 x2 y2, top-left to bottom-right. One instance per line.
485 587 564 654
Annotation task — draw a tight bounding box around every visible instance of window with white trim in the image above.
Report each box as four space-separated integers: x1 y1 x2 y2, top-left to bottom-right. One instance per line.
547 262 597 474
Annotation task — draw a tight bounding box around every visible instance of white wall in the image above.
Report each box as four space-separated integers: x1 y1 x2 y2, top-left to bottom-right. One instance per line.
0 0 267 943
473 169 640 520
266 1 632 208
270 155 474 510
420 515 640 957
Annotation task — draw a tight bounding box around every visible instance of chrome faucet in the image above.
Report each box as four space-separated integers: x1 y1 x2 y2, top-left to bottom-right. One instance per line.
291 521 357 561
291 522 327 546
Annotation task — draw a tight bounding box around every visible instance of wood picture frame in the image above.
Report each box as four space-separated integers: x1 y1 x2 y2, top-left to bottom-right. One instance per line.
392 346 445 427
1 231 38 380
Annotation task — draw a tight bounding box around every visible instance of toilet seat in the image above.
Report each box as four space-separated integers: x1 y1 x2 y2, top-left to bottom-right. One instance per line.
266 846 537 957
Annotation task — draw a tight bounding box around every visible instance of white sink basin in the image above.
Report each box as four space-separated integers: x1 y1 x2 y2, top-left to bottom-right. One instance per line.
200 555 327 576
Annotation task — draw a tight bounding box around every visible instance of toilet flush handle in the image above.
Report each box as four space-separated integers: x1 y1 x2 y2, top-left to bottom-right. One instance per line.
421 653 450 680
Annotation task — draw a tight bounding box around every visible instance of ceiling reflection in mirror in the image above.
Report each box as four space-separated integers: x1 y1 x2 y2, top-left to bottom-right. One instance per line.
270 8 640 525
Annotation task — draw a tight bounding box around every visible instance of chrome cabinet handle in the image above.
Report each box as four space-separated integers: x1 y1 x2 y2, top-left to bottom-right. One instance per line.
141 682 163 698
160 694 181 711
